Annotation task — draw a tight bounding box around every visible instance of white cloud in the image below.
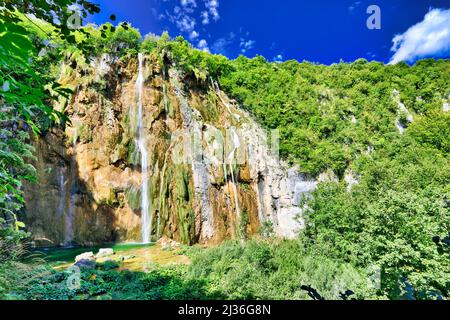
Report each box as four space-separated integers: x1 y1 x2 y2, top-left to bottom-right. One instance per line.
201 0 220 24
180 0 197 13
166 1 198 34
389 8 450 64
198 39 210 52
240 38 255 53
158 0 221 44
201 11 210 25
348 1 361 12
189 30 199 40
273 54 284 62
211 32 235 54
176 15 196 33
205 0 220 21
181 0 197 8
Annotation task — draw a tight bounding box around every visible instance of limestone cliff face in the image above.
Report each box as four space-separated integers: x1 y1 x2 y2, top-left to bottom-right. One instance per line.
22 52 316 247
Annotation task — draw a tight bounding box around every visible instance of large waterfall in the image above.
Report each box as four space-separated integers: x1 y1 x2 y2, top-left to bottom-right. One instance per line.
136 53 151 243
23 53 315 247
229 128 241 220
64 125 78 246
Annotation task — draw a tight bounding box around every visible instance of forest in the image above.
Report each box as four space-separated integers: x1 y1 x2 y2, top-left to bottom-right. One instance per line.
0 1 449 300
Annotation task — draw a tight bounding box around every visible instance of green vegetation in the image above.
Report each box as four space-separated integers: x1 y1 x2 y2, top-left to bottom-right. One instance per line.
154 37 449 299
1 0 100 262
1 240 377 300
0 260 209 300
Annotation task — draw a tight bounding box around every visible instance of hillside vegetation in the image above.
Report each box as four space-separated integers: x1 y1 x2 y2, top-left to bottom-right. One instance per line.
158 35 449 299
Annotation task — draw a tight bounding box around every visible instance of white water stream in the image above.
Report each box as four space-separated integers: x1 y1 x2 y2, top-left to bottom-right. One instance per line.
228 129 241 219
64 125 78 246
136 53 151 243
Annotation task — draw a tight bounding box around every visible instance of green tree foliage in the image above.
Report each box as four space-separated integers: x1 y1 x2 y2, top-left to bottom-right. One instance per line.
161 38 449 299
0 0 106 259
305 184 449 299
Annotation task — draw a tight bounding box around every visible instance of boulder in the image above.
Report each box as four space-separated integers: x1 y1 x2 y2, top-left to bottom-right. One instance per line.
157 236 181 249
74 259 96 270
96 248 114 259
75 251 95 263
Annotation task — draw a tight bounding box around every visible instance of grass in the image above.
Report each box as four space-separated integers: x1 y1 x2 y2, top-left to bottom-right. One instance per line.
1 239 382 300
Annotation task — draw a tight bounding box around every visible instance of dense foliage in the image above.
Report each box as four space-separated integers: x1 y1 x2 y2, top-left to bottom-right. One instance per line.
0 260 210 300
1 240 377 300
0 1 120 260
153 38 449 299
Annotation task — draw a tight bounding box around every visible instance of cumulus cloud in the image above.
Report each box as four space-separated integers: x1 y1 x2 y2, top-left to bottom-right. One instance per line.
198 39 210 52
201 0 219 25
165 1 199 34
273 54 284 62
240 38 255 53
176 15 196 33
211 32 235 54
181 0 197 8
205 0 220 21
201 11 210 25
159 0 222 52
189 30 199 40
389 8 450 64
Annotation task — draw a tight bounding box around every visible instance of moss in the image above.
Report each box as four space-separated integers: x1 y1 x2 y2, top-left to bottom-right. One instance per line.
78 124 93 143
162 83 175 119
258 220 274 238
110 143 128 164
190 90 219 123
172 165 196 244
126 140 139 166
125 186 141 211
238 210 250 240
239 181 250 191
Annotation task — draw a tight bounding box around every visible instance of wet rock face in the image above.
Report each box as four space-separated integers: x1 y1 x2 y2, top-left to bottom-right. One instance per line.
22 53 316 246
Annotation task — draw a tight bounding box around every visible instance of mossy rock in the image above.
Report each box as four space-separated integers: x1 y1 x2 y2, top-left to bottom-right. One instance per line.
125 186 141 211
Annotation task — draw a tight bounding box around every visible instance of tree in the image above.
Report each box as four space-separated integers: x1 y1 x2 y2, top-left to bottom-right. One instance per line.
0 0 107 258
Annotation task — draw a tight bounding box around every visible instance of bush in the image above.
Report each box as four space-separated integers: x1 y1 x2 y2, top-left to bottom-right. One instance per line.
187 240 377 300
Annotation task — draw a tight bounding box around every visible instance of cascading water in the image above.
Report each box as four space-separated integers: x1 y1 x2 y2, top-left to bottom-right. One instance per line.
135 53 151 243
228 129 241 220
57 167 66 217
214 80 241 122
170 72 215 239
162 69 169 114
64 125 78 246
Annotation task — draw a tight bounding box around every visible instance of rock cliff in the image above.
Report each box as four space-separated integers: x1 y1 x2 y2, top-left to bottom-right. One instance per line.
23 51 316 247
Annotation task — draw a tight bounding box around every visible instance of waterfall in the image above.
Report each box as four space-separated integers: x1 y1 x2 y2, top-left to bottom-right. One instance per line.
214 81 240 122
162 69 169 114
57 167 66 217
228 129 241 220
136 53 151 243
64 126 77 246
170 72 215 239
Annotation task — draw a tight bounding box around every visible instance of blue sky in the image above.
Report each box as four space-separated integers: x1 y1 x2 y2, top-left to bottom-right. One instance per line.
88 0 450 64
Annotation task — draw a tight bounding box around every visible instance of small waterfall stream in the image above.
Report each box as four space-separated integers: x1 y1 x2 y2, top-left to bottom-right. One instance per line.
135 53 151 243
170 72 215 239
228 129 241 220
64 125 78 246
57 167 66 217
214 81 241 122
